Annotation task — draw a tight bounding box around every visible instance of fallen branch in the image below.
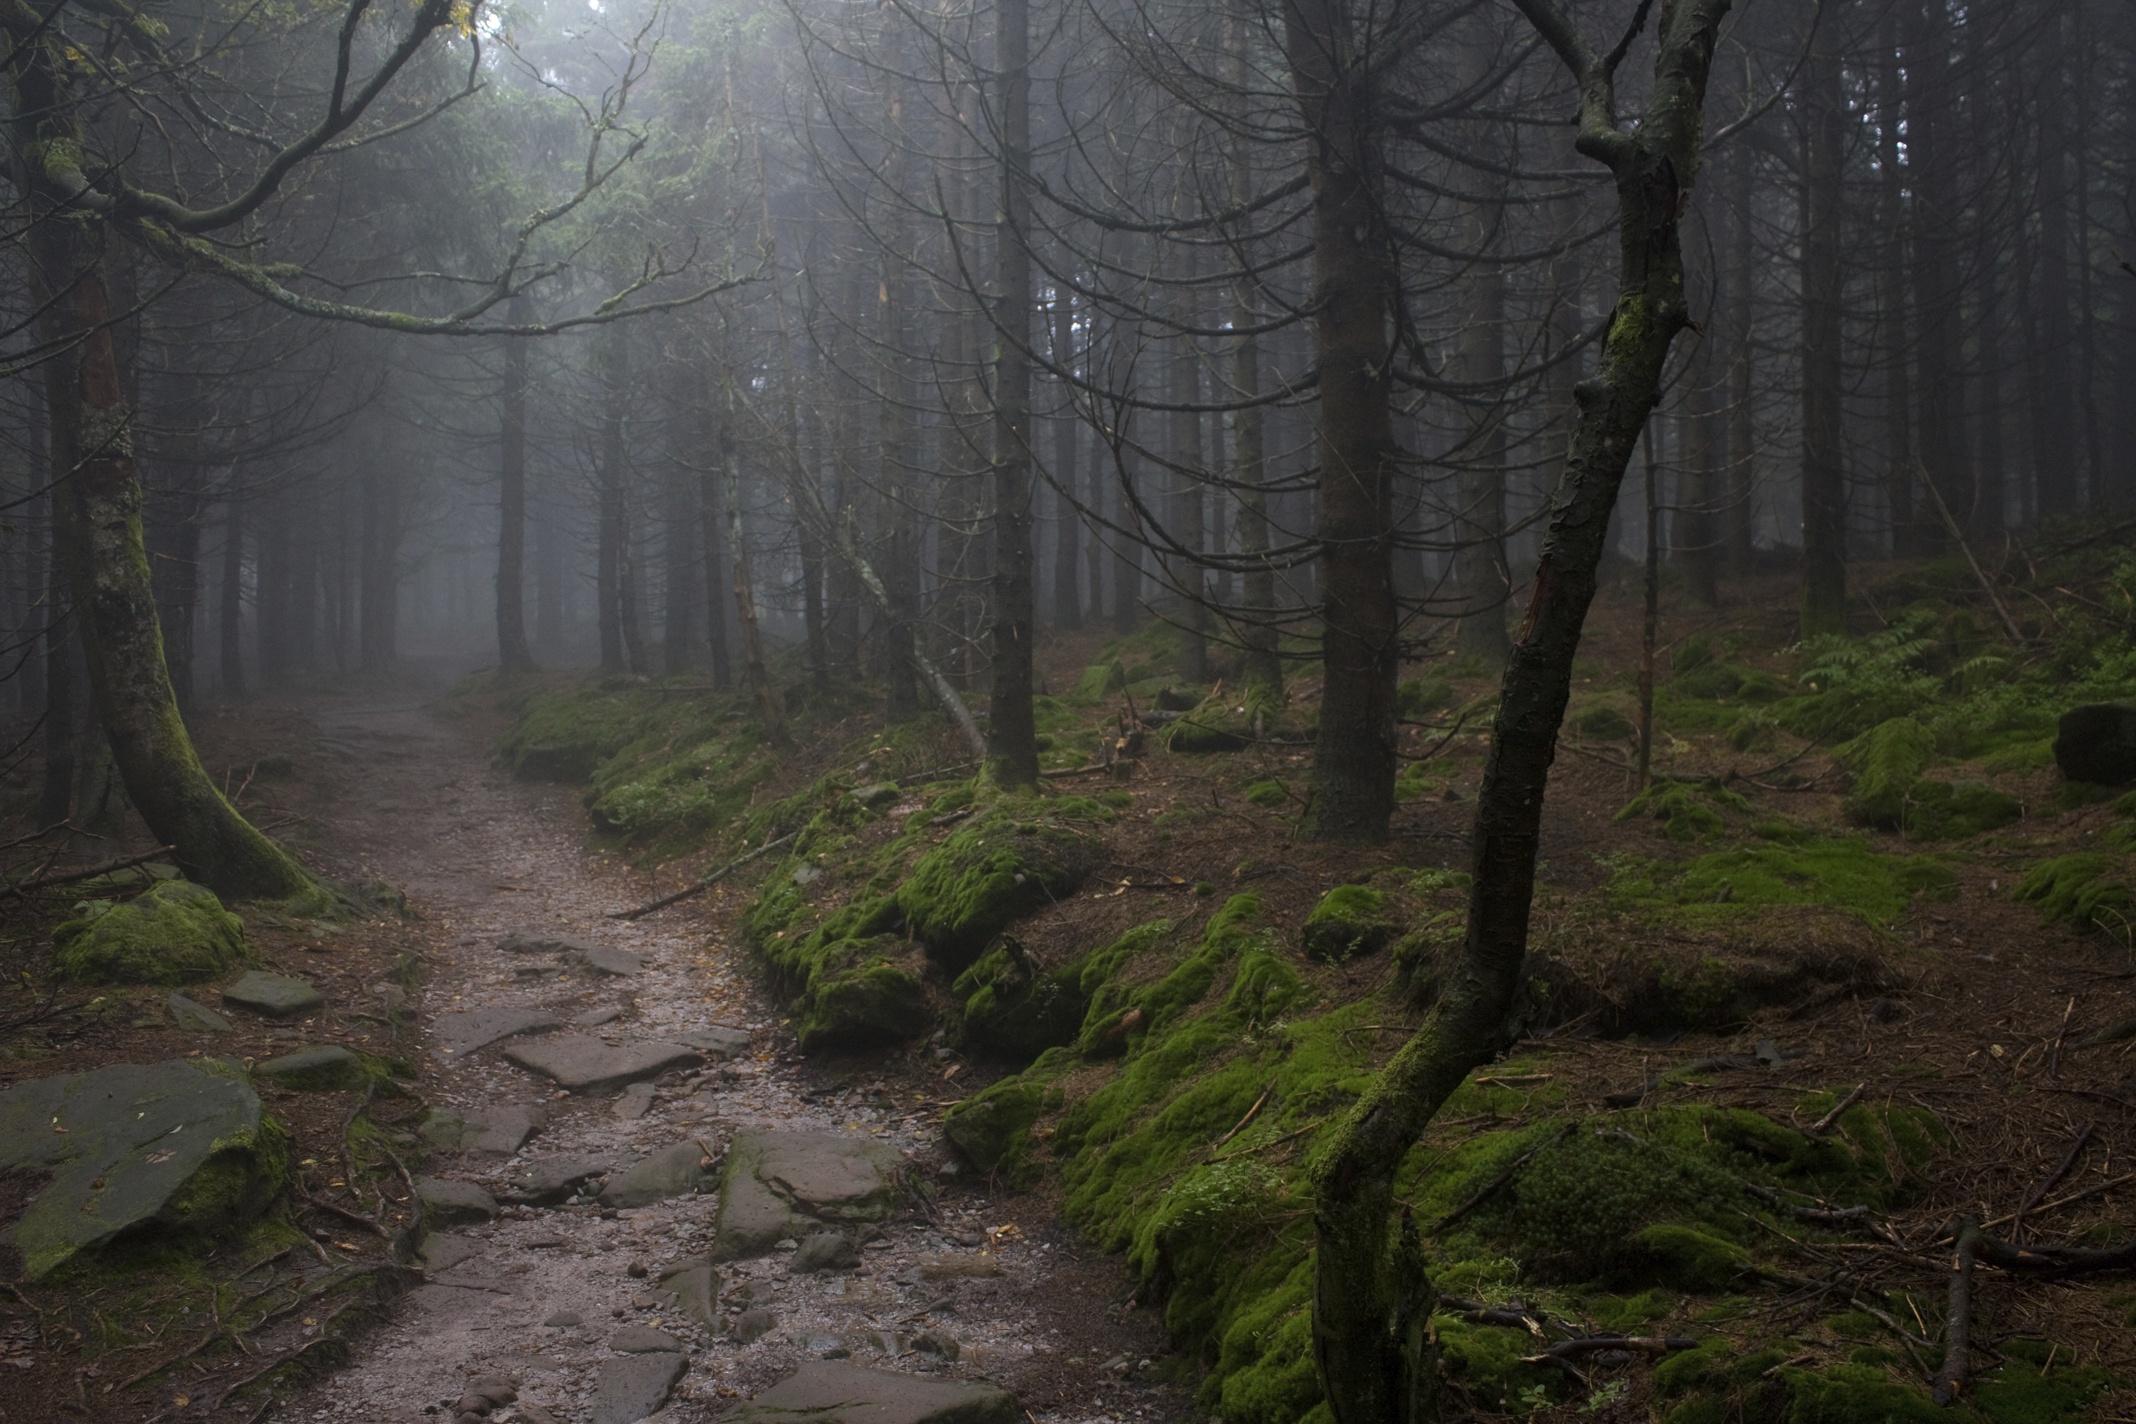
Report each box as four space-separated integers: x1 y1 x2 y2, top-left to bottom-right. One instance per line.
1809 1082 1867 1135
2010 1124 2093 1241
1212 1087 1272 1150
1523 1334 1696 1364
9 845 176 893
1934 1220 1979 1405
1604 1056 1756 1108
1426 1123 1574 1237
611 832 799 920
1979 1171 2134 1231
1974 1231 2136 1276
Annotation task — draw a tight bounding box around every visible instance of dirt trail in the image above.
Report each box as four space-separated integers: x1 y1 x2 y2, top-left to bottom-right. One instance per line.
277 694 1173 1424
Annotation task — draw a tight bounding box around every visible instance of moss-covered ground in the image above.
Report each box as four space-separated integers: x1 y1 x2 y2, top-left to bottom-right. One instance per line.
465 545 2136 1424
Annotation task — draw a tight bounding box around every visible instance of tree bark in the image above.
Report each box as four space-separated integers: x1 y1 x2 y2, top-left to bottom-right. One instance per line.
1875 5 1914 553
33 242 313 899
1226 0 1282 692
1724 141 1756 564
985 0 1039 788
2028 0 2075 520
597 323 629 673
660 351 699 676
219 483 246 697
1289 0 1399 845
1798 23 1847 636
1051 291 1082 631
497 305 537 676
724 376 791 750
698 383 734 690
1310 4 1732 1419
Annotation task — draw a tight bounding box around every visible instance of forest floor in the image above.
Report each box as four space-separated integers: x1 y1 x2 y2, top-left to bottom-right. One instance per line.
6 553 2136 1424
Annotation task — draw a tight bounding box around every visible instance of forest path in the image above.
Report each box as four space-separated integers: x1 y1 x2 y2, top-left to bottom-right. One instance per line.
274 692 1173 1424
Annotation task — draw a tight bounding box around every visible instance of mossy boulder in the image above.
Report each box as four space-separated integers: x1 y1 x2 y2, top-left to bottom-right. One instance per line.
252 1045 380 1092
942 1077 1051 1182
0 1059 287 1279
2014 852 2134 931
51 879 250 985
794 936 930 1052
896 807 1105 971
954 940 1090 1061
1299 885 1399 962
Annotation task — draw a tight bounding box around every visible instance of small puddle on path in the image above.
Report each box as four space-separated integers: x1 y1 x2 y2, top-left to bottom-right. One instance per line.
273 695 1177 1424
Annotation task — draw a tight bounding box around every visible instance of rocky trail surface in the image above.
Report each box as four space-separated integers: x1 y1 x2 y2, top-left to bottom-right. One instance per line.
275 695 1176 1424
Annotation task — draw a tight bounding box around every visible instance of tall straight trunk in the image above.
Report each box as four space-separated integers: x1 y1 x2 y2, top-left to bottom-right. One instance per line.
1289 0 1399 845
497 307 536 675
1675 330 1719 607
1967 64 2006 542
596 323 629 673
29 231 311 898
149 369 207 711
1909 0 1959 552
1725 142 1757 563
1050 292 1082 630
19 448 47 716
877 110 922 718
1799 27 1847 636
1169 243 1209 685
1227 0 1281 691
2029 0 2076 520
1455 29 1513 660
359 465 401 670
986 0 1039 787
1308 3 1733 1419
219 484 245 696
1876 6 1915 553
723 376 790 749
256 488 288 684
698 389 734 690
39 546 72 828
534 492 565 659
661 354 699 676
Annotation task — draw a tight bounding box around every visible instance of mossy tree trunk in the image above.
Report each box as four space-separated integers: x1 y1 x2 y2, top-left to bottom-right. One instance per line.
28 235 315 901
1309 3 1732 1420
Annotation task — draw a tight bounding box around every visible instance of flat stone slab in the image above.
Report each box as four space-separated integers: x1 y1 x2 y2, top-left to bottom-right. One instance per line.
653 1261 720 1327
501 1035 701 1094
499 933 603 955
254 1044 369 1091
462 1104 548 1156
591 1350 686 1424
221 970 323 1019
416 1176 498 1226
610 1325 683 1353
166 992 230 1033
0 1059 278 1279
719 1361 1019 1424
713 1131 906 1261
600 1139 716 1208
436 1007 565 1056
499 1155 612 1204
672 1026 751 1060
567 946 645 977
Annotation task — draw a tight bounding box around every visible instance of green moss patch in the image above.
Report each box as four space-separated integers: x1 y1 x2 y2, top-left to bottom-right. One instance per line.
897 804 1106 972
1298 885 1398 962
1618 779 1752 844
52 880 251 985
1608 833 1955 925
2013 852 2134 933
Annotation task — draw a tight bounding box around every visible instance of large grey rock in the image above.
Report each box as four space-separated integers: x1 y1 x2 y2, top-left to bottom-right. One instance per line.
498 1155 612 1204
461 1104 548 1156
0 1059 282 1279
254 1044 370 1092
718 1361 1019 1424
501 1035 701 1093
221 970 323 1019
435 1007 564 1056
166 992 230 1033
672 1026 751 1060
713 1131 907 1261
791 1230 859 1274
599 1139 716 1208
415 1177 498 1226
735 1307 778 1344
591 1350 687 1424
567 946 645 977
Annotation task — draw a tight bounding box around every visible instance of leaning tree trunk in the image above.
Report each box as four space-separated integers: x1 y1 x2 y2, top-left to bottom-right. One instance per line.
985 0 1040 789
1309 3 1732 1420
33 243 314 900
1289 0 1399 845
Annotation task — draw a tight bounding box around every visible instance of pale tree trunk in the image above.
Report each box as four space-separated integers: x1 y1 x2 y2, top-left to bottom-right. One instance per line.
723 374 790 750
1051 290 1082 631
985 0 1039 787
660 352 699 676
497 302 536 675
697 384 734 690
1309 4 1733 1419
1168 199 1210 685
1290 0 1399 845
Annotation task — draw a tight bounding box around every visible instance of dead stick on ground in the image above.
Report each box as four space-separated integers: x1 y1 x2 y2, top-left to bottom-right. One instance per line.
1810 1082 1867 1135
611 833 799 920
2048 997 2077 1078
1923 477 2026 646
1212 1087 1271 1151
10 846 177 893
1979 1171 2134 1231
2011 1123 2093 1242
1934 1220 1979 1405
